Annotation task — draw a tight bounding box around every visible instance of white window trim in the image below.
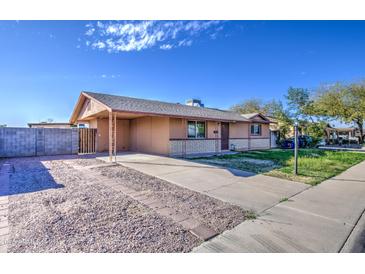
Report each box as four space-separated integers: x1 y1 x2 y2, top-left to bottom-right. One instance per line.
187 120 206 139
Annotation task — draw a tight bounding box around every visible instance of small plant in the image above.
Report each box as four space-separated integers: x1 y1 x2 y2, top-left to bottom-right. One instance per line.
279 197 289 203
245 210 257 220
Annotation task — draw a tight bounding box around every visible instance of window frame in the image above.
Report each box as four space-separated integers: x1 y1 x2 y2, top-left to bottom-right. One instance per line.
187 120 206 139
250 124 262 136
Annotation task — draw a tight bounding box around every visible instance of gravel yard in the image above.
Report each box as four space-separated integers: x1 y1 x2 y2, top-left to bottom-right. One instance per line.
4 155 246 252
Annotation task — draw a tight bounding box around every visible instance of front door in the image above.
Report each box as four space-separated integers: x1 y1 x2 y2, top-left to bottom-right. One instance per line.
221 122 229 150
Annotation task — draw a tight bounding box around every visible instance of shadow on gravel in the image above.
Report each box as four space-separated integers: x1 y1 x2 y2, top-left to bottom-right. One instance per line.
1 158 65 197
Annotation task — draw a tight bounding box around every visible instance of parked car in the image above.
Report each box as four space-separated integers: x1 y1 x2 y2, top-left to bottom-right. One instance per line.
280 135 313 149
315 139 326 147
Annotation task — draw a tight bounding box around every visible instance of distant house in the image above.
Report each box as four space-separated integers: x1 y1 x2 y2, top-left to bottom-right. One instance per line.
70 91 272 157
28 122 74 129
325 125 363 144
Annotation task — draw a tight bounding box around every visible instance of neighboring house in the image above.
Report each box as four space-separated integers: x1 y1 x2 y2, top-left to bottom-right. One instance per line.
325 125 363 144
69 91 272 157
28 122 74 128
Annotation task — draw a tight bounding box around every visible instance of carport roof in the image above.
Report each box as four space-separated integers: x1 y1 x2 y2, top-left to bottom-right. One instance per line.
81 91 253 122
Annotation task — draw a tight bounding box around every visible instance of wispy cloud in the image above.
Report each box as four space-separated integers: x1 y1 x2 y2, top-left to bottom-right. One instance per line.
84 20 224 52
100 74 121 79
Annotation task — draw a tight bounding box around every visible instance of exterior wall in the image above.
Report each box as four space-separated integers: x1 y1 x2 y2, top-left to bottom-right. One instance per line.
91 118 130 153
229 122 249 138
248 123 271 149
168 119 271 155
250 138 270 150
0 127 78 157
250 123 270 139
229 122 250 151
229 139 249 151
169 118 186 139
130 116 169 155
207 121 220 138
169 139 221 156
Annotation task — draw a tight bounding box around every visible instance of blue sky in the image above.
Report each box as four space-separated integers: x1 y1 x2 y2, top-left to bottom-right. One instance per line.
1 20 365 127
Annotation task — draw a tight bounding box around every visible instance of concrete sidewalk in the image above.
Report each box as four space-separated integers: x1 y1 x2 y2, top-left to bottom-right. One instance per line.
193 160 365 252
98 153 309 213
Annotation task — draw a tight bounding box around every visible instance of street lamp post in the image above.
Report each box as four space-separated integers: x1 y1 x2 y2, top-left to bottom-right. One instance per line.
294 121 299 175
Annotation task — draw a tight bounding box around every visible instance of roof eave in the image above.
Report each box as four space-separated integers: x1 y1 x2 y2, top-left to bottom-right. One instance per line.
69 92 112 124
110 108 248 123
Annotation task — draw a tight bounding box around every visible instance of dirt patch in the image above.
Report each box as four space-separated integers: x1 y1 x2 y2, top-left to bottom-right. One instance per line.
196 157 278 173
7 157 199 252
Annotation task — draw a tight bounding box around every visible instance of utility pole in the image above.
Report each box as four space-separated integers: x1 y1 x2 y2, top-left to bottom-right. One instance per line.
294 121 298 175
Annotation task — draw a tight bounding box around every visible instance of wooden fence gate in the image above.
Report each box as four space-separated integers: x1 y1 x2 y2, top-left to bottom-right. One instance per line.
79 128 97 154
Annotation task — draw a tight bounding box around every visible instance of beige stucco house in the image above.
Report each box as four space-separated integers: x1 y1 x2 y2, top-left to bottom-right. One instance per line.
70 91 272 158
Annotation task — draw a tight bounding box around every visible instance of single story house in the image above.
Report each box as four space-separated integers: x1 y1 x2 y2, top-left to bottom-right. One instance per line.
325 125 362 144
28 122 74 128
69 91 272 158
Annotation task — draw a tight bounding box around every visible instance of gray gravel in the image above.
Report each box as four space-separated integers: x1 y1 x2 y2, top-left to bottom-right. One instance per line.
6 156 200 252
96 163 245 233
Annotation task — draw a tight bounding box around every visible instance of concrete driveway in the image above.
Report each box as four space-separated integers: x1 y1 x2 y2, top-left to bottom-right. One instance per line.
98 153 309 213
193 159 365 252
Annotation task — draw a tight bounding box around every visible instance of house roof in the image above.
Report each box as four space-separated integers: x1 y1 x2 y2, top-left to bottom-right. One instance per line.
240 113 260 119
241 112 272 123
80 91 254 122
28 122 71 127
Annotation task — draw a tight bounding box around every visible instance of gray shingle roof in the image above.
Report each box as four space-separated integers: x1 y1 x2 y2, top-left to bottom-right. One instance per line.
83 91 250 122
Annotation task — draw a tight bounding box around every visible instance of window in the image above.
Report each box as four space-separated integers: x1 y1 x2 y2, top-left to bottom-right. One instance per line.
188 121 196 138
251 124 261 135
187 121 206 138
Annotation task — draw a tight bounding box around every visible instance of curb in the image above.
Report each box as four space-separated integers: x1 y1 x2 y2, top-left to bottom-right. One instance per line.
340 208 365 253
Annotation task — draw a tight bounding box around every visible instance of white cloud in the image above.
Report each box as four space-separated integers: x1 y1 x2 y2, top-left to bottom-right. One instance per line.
160 44 173 50
92 41 106 49
84 20 224 52
85 28 95 36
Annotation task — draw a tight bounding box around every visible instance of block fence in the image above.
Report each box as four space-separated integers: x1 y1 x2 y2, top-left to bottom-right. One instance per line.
0 127 79 157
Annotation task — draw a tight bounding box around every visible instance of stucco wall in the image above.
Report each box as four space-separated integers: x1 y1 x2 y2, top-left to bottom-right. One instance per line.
169 118 186 139
91 118 130 152
207 121 220 139
230 122 249 138
130 116 170 155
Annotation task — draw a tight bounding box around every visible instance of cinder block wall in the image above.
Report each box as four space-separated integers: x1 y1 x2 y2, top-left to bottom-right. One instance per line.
0 127 79 157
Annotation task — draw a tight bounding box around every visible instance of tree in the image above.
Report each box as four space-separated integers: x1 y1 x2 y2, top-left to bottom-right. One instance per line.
230 98 293 140
230 98 264 114
284 87 328 139
286 87 311 121
312 82 365 143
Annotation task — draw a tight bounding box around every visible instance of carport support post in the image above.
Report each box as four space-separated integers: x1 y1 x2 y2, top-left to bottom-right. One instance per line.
109 111 113 162
114 112 117 163
294 122 298 175
108 111 117 162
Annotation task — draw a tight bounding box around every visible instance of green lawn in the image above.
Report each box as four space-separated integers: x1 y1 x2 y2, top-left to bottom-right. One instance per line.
196 149 365 185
